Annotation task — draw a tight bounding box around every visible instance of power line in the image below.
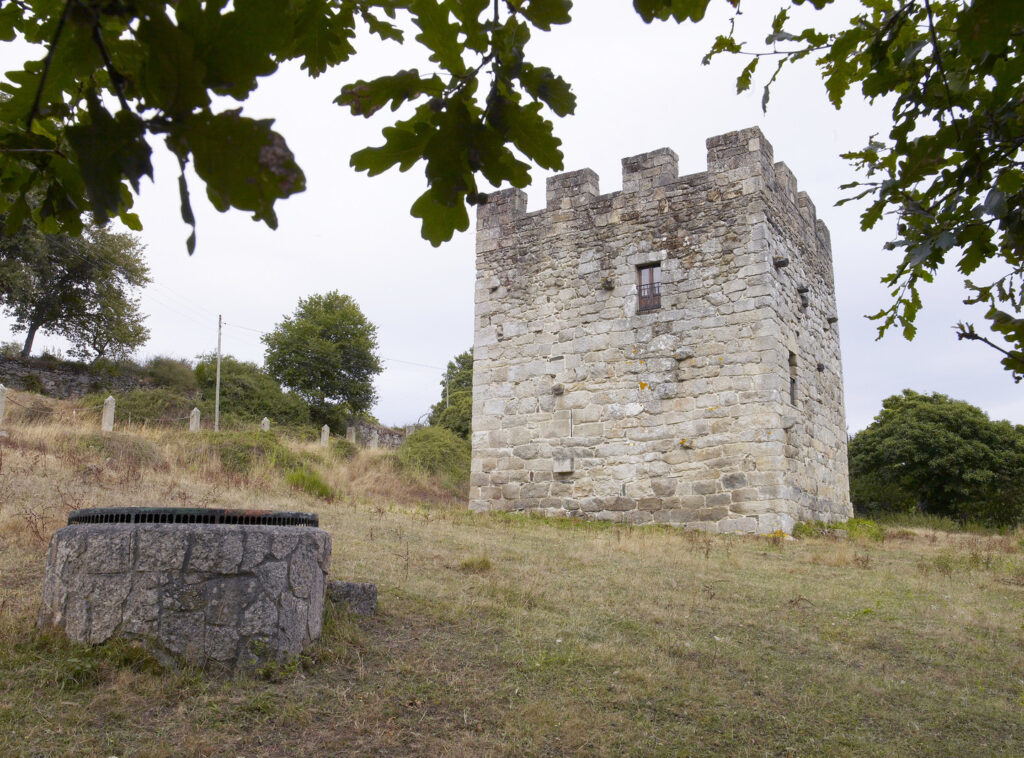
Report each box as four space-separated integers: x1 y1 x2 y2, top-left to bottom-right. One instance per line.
223 322 268 335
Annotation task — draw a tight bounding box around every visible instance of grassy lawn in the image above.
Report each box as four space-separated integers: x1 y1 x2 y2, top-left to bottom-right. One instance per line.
1 399 1022 756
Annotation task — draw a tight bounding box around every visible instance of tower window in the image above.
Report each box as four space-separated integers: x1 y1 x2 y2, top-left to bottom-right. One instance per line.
789 351 798 405
637 263 662 313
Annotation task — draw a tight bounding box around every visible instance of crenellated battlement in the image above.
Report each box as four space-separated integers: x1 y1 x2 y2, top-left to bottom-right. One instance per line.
479 127 822 238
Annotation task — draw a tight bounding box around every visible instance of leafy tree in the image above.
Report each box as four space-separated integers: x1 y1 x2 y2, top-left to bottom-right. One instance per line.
63 281 149 362
194 354 310 427
848 390 1024 526
667 0 1024 379
0 220 150 359
428 348 472 438
262 291 382 422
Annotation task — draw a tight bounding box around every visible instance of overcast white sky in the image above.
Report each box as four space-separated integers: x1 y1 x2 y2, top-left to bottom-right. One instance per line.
2 2 1021 431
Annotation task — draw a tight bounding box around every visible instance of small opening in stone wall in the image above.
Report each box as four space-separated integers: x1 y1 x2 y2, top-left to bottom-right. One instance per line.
637 263 662 313
789 351 798 406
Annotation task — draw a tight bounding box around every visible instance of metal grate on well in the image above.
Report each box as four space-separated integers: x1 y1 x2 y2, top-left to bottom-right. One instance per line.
67 507 318 527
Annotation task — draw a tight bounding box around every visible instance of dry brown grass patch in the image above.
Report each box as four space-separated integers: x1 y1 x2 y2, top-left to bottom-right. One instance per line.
1 398 1023 756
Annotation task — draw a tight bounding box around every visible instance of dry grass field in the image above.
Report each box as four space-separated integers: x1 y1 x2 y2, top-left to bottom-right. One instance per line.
1 391 1023 757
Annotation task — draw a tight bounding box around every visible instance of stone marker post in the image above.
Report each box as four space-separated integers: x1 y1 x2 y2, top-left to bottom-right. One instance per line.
0 383 6 427
346 427 356 443
101 395 115 432
189 407 201 432
260 417 270 432
320 424 330 447
369 430 379 449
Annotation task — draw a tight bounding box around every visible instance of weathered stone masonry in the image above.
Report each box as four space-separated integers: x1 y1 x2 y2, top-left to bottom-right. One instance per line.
470 127 851 533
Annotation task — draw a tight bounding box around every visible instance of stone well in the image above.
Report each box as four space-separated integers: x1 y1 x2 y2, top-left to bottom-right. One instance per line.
38 507 331 672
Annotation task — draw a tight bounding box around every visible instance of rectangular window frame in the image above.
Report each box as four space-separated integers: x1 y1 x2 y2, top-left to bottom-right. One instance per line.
637 263 662 313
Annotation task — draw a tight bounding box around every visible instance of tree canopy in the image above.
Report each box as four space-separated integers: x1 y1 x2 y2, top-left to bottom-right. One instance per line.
0 219 150 359
848 389 1024 526
1 1 1021 376
697 0 1024 379
262 291 382 421
428 348 472 438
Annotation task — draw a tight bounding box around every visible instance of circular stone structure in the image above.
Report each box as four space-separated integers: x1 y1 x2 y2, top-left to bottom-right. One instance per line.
39 508 331 672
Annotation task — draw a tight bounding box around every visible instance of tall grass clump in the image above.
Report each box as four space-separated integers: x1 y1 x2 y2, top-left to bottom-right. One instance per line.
77 432 161 470
285 467 335 500
396 426 470 495
792 518 884 542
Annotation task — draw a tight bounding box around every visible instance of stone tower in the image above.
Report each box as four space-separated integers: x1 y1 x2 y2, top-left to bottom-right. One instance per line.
470 127 851 533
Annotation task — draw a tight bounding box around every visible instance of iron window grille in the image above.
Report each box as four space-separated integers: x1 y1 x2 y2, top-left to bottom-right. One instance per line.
637 263 662 312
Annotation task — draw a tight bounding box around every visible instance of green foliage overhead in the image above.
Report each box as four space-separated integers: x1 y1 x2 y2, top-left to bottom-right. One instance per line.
194 354 309 427
262 291 382 421
0 0 576 248
848 390 1024 526
428 348 472 438
0 220 150 360
4 0 1021 378
679 0 1024 378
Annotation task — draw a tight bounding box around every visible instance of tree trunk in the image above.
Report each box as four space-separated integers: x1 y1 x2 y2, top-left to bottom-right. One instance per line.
20 323 39 358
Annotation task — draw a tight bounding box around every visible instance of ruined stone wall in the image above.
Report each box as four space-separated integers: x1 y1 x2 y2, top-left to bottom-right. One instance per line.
348 418 405 449
470 127 851 533
0 356 147 398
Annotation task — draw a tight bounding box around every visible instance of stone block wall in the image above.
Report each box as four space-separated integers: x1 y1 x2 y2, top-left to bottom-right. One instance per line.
38 523 331 672
470 127 851 533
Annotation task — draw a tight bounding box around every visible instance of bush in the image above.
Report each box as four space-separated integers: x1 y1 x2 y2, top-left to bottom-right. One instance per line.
396 426 470 492
207 430 302 475
194 355 309 427
21 374 45 395
844 518 885 542
144 356 198 393
332 437 359 460
285 467 335 500
433 391 472 438
792 521 832 539
0 341 21 358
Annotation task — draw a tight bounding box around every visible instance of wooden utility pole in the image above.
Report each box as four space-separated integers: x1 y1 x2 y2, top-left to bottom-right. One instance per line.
215 314 222 432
